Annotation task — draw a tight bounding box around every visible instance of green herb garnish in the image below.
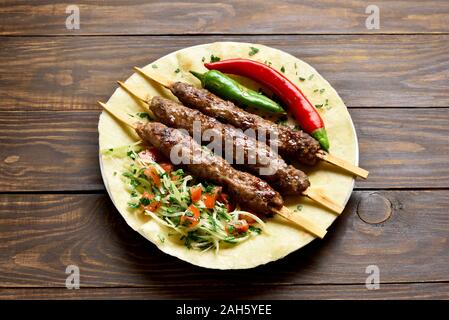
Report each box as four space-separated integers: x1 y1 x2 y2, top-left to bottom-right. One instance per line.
210 55 221 63
128 202 140 209
137 112 151 119
126 151 136 160
248 47 259 56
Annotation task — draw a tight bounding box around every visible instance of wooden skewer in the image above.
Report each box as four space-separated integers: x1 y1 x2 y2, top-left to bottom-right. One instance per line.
99 101 327 238
273 207 327 239
98 101 137 129
118 80 151 103
134 66 369 180
302 189 343 214
134 66 171 88
117 82 344 215
316 151 369 179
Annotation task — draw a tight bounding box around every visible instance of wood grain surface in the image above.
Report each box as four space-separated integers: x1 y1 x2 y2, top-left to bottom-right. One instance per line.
0 191 448 291
1 283 449 300
1 35 449 111
1 0 448 300
1 0 449 35
1 108 448 192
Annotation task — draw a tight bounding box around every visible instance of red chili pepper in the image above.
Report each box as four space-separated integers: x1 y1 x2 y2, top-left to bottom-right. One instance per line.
205 58 330 151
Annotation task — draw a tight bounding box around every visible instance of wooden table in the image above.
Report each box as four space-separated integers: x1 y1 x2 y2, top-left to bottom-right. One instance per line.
1 1 448 300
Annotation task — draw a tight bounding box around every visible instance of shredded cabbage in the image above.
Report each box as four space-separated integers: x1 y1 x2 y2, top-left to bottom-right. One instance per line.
102 143 265 253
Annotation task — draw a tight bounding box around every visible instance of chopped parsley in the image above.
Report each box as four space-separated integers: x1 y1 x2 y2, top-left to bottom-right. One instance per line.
320 88 325 94
249 226 262 234
201 57 205 62
280 66 286 73
128 202 140 209
136 112 151 119
248 47 259 56
308 74 315 80
126 150 136 160
151 64 158 69
174 68 180 74
299 77 306 82
315 104 323 109
210 54 221 62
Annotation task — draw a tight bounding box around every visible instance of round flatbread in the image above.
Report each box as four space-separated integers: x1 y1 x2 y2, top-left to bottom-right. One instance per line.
98 42 358 269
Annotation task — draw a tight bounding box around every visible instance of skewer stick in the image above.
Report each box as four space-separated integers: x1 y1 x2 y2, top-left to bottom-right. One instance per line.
316 151 369 179
98 101 327 239
117 81 156 119
134 67 369 180
134 66 172 88
117 81 150 102
274 207 327 239
119 81 151 105
303 189 343 214
98 101 137 129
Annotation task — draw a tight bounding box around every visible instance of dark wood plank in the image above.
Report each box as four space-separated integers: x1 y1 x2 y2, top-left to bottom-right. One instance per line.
0 191 448 289
0 111 103 192
1 35 449 111
1 108 447 192
1 1 449 35
1 283 448 299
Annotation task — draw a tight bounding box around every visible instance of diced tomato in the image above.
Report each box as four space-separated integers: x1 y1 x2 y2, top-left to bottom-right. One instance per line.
144 165 160 187
141 192 154 200
180 204 201 228
190 185 202 202
138 148 163 164
239 214 257 224
144 201 161 212
159 162 173 174
218 192 235 212
140 192 161 212
226 220 249 234
203 187 222 209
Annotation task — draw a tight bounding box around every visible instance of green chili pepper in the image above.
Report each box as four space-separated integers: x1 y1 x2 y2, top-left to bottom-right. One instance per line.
190 70 285 113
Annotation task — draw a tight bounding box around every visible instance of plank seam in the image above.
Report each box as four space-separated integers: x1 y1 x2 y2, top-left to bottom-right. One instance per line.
2 33 449 37
1 280 449 290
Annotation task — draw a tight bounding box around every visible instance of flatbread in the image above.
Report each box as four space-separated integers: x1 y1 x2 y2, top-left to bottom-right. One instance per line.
98 42 358 269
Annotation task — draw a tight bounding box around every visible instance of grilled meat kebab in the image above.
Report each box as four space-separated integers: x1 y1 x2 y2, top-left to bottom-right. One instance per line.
136 121 284 214
149 96 310 195
170 81 321 165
